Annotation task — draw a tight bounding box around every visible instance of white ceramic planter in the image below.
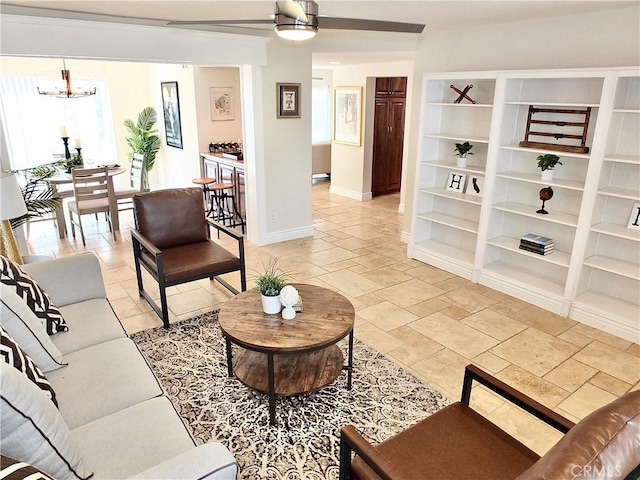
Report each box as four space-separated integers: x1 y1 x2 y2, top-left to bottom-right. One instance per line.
261 294 282 314
541 169 555 181
456 156 467 168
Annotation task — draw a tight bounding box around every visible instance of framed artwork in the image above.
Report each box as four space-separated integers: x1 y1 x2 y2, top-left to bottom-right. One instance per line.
628 202 640 230
210 87 234 121
465 174 484 197
334 86 362 146
161 81 183 149
277 83 301 118
446 172 466 193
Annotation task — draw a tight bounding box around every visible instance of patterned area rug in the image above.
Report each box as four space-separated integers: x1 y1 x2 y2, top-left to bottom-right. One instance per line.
131 311 449 480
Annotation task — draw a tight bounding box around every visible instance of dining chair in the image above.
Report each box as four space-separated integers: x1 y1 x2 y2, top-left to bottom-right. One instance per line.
114 152 145 213
67 166 116 246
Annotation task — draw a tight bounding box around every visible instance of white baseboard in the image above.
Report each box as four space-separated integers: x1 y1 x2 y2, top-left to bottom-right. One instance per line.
263 225 314 245
329 185 372 202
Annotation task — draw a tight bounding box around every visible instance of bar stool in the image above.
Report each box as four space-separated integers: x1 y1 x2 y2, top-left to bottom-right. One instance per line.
191 177 217 217
207 183 236 226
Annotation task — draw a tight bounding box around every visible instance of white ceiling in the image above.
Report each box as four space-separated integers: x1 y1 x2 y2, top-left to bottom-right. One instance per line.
1 1 635 67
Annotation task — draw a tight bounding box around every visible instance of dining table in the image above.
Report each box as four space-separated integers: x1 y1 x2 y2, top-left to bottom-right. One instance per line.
47 166 126 239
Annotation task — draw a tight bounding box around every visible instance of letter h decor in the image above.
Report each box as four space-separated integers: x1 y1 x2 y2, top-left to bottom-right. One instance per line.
446 172 467 193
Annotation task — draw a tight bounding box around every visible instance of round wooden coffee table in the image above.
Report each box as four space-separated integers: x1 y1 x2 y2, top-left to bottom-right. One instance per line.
218 283 355 425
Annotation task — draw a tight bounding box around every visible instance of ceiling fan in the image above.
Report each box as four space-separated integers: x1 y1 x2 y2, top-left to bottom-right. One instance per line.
167 0 424 41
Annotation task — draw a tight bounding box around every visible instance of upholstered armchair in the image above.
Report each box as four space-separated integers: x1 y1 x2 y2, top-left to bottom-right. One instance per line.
340 364 640 480
131 187 246 328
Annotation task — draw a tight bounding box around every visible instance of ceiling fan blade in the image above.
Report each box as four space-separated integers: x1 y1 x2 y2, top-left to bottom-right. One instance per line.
167 19 273 26
276 1 309 23
318 16 424 34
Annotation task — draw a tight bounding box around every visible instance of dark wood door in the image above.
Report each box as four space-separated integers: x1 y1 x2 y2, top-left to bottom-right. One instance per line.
372 78 406 197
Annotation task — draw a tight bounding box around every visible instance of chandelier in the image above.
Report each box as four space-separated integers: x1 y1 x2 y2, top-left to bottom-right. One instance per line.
37 60 96 98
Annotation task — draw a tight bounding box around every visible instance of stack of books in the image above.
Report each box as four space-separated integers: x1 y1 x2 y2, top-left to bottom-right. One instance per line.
519 233 554 255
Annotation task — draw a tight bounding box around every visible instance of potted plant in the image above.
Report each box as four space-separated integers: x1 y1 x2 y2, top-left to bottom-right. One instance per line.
253 257 290 314
124 106 161 191
536 153 562 181
454 141 474 168
10 164 63 231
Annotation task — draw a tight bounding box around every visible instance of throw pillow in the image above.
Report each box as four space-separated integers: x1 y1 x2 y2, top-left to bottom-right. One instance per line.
1 454 55 480
0 325 57 406
0 256 68 335
0 363 92 480
1 284 66 373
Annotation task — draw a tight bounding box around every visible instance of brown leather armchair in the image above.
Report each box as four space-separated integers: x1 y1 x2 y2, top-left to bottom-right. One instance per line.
340 364 640 480
131 187 246 328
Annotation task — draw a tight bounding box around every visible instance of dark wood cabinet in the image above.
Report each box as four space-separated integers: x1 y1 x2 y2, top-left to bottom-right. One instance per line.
372 77 407 197
375 77 407 97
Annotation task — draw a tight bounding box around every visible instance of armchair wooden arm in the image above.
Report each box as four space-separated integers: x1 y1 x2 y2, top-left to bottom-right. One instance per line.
339 364 576 480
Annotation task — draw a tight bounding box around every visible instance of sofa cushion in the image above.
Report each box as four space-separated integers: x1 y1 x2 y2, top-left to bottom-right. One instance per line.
52 299 127 355
0 363 92 480
516 390 640 480
1 454 55 480
46 338 163 429
70 396 196 479
1 325 57 406
1 284 66 372
0 256 68 335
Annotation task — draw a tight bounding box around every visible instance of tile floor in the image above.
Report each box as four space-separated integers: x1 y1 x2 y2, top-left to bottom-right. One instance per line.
24 178 639 456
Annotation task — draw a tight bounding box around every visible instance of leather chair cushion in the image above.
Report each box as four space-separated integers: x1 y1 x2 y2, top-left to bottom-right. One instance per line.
351 402 540 480
140 241 241 284
516 390 640 480
133 188 208 249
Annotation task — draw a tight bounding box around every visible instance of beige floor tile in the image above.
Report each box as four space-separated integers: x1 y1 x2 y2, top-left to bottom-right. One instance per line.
543 359 596 392
403 264 455 284
557 329 594 348
558 383 617 420
589 372 632 396
166 288 216 316
496 365 571 408
387 325 443 366
359 267 413 288
406 298 449 317
357 302 418 331
461 309 527 341
573 342 640 385
410 312 499 358
353 321 404 354
627 343 640 356
491 328 580 377
437 287 499 314
307 247 358 266
439 305 470 320
376 279 446 308
472 352 510 374
565 323 634 351
317 269 383 297
512 306 576 336
411 348 469 400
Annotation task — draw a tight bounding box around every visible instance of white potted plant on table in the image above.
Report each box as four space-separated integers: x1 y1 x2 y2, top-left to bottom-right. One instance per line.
254 258 289 314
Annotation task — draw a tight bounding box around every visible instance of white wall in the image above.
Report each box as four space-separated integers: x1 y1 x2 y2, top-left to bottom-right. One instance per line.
402 5 640 236
194 67 243 155
330 61 414 202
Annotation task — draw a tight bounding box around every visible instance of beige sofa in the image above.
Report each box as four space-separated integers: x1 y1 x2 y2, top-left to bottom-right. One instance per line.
1 253 237 479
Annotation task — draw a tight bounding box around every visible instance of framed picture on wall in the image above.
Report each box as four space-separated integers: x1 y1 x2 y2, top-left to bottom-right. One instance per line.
276 83 301 118
161 81 183 149
334 86 362 146
210 87 234 121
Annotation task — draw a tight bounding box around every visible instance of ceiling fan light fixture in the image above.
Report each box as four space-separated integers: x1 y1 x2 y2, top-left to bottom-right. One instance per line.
275 23 318 41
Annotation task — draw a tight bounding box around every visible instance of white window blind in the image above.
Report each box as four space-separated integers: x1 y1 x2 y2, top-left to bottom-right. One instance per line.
0 76 117 171
312 84 331 143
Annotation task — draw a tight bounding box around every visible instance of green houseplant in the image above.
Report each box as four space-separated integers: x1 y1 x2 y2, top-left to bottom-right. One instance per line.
454 141 474 167
536 153 562 181
10 163 63 230
253 257 290 314
124 106 161 191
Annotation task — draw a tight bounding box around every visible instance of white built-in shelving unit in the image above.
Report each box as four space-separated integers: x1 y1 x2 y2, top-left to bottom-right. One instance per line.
408 67 640 342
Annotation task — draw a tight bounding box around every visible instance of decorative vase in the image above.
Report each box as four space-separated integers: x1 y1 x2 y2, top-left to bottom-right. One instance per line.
261 294 281 314
541 169 554 181
456 156 467 168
